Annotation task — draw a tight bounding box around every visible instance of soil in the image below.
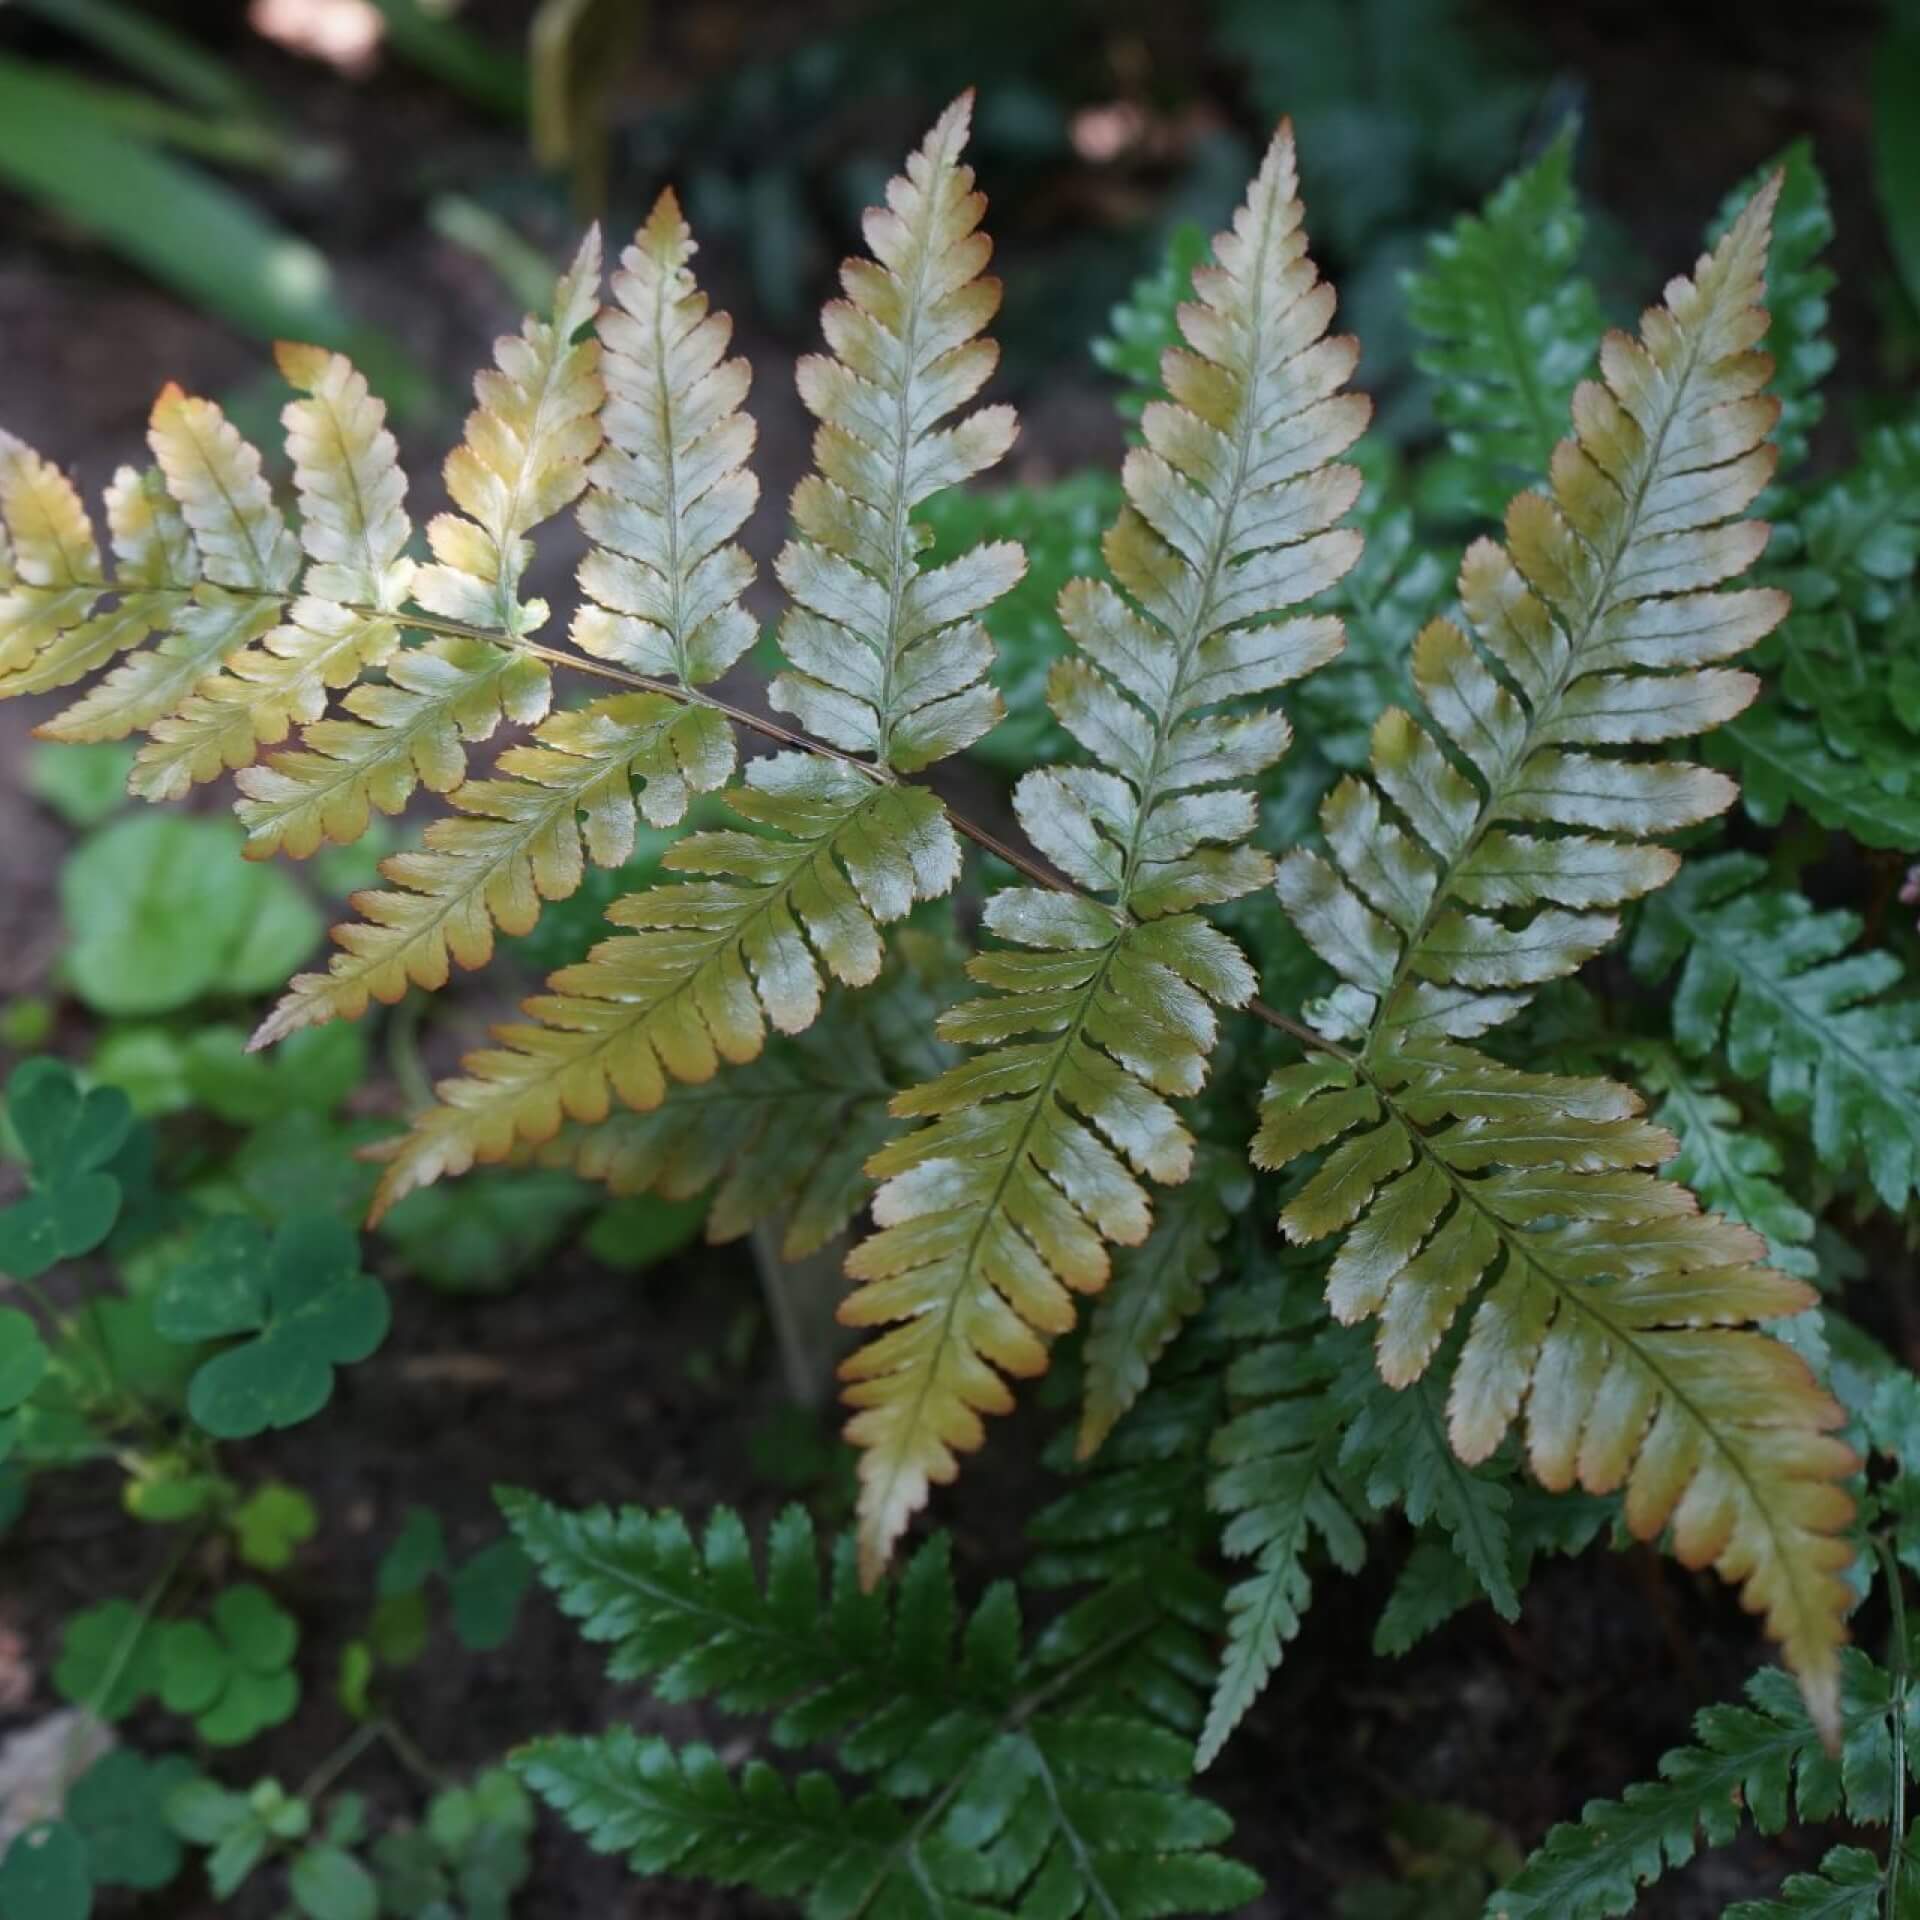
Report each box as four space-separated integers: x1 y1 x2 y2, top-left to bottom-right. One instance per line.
0 2 1908 1915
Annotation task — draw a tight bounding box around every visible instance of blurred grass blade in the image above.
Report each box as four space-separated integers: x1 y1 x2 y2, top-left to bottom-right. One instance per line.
38 70 332 180
18 0 264 117
1874 19 1920 317
0 56 434 423
428 196 567 313
367 0 528 120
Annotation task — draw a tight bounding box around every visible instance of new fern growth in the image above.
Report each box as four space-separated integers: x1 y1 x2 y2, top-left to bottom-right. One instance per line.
0 98 1872 1894
1252 175 1857 1740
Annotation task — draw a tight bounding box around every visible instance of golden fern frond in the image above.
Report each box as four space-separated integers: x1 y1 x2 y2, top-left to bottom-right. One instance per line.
1257 177 1857 1740
247 225 754 1039
364 756 959 1219
571 191 759 688
232 238 607 858
36 389 297 745
837 121 1368 1579
768 91 1025 771
128 349 415 800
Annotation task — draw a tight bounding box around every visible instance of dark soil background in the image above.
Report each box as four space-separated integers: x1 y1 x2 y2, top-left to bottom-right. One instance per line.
0 1 1911 1915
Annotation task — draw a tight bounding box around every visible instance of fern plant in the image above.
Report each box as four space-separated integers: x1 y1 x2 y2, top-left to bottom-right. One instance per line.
5 89 1903 1915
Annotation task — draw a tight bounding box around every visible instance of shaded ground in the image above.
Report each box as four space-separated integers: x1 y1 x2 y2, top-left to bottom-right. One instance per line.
0 2 1906 1915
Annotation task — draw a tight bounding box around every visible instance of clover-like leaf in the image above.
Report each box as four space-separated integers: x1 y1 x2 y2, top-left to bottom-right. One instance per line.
232 1482 319 1571
156 1584 301 1747
67 1749 197 1892
0 1059 133 1279
156 1214 387 1439
53 1597 163 1721
0 1308 48 1463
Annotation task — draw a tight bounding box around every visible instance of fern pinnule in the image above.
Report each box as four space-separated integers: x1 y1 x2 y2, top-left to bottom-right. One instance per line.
572 190 759 689
129 349 415 800
838 119 1368 1583
1259 174 1859 1740
768 89 1025 772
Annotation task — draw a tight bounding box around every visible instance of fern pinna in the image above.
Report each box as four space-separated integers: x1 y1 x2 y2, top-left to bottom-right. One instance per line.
0 90 1869 1900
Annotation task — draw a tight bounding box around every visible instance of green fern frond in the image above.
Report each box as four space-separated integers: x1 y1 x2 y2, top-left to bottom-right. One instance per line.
126 346 415 800
367 756 957 1218
1259 177 1860 1738
1202 1270 1367 1766
769 91 1023 772
1633 853 1920 1212
35 389 293 746
1092 220 1209 420
837 117 1368 1582
1405 122 1603 521
507 1491 1261 1916
1492 1651 1899 1920
1626 1041 1818 1279
517 1732 995 1917
528 939 955 1260
571 192 758 688
1077 1143 1252 1458
1341 1350 1520 1620
1027 1309 1227 1741
1373 1484 1607 1658
1723 1848 1894 1920
1714 699 1920 851
918 471 1121 775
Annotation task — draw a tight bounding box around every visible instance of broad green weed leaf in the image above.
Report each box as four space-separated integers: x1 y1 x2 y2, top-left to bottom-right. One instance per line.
60 814 321 1015
290 1843 378 1920
450 1539 533 1652
54 1597 163 1721
379 1506 449 1596
0 1821 88 1920
67 1750 196 1892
